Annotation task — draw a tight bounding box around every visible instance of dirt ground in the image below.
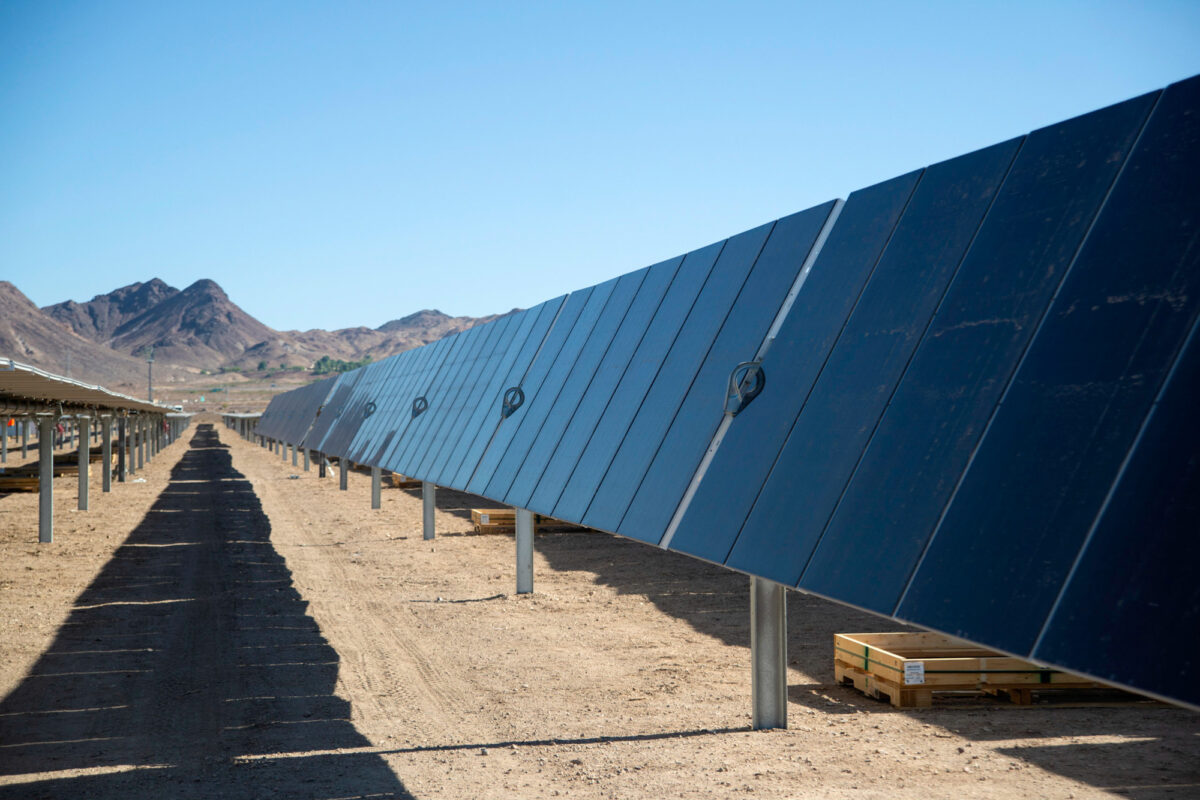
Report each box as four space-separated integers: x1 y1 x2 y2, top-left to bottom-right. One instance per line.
0 418 1197 799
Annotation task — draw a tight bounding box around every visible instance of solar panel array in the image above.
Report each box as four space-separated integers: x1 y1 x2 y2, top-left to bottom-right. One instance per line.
256 75 1200 708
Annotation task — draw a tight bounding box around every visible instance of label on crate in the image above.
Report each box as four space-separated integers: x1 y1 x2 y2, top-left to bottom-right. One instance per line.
904 661 925 685
480 513 490 525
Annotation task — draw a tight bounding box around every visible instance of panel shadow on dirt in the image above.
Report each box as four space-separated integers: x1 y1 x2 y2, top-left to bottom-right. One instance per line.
0 425 413 800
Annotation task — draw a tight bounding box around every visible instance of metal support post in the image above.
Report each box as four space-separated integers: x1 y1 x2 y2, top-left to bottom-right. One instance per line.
117 417 127 482
371 466 381 509
137 418 145 470
101 416 112 493
281 441 287 461
77 416 90 511
339 459 349 490
303 449 310 471
422 481 436 540
1 421 6 463
318 454 327 478
21 418 28 457
751 576 788 730
37 415 55 543
292 444 298 466
516 508 534 594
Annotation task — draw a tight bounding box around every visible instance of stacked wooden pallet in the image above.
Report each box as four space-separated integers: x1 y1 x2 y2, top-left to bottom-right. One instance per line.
834 632 1112 707
470 509 589 534
0 450 115 491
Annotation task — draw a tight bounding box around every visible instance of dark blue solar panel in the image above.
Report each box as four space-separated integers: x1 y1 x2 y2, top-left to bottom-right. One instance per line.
345 349 416 463
799 91 1158 613
304 369 366 454
618 202 836 543
505 268 647 512
409 314 515 479
897 75 1200 656
1032 315 1200 706
552 242 723 524
388 320 494 475
424 313 524 486
526 256 681 515
466 287 595 496
669 172 921 563
442 297 566 490
482 277 620 502
583 224 773 535
360 341 446 467
724 137 1021 585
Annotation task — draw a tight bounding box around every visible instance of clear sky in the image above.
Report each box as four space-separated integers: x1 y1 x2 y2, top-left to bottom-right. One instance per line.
2 1 1198 331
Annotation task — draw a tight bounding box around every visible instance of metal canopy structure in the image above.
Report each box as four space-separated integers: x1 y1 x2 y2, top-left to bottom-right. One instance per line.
1 358 192 545
0 359 166 415
257 74 1200 713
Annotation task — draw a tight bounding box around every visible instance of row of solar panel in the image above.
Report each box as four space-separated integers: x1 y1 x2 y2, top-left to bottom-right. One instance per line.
255 75 1199 708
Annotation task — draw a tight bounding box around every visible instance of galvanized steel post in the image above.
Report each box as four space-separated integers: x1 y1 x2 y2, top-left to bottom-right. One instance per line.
750 576 788 730
339 459 348 490
37 415 55 543
516 508 534 594
303 449 310 471
101 415 112 493
318 454 327 478
1 419 6 463
371 466 381 509
136 417 145 470
77 415 90 511
117 417 127 482
422 481 436 540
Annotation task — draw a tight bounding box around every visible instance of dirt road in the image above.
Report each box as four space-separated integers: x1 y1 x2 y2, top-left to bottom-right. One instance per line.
1 419 1197 798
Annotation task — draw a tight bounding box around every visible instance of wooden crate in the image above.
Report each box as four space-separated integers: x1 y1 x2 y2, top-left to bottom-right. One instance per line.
470 509 587 534
834 632 1105 708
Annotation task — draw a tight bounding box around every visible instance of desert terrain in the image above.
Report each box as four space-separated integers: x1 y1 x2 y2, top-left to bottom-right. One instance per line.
0 418 1196 799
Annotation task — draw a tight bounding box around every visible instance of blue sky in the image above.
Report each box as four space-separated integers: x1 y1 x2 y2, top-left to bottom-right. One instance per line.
2 1 1198 331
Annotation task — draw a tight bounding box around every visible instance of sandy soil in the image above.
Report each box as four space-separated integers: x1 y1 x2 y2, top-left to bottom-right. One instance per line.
0 418 1197 799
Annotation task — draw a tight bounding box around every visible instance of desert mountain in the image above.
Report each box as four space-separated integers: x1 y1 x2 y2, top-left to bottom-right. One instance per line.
0 281 176 388
24 278 509 375
43 278 179 343
104 279 282 368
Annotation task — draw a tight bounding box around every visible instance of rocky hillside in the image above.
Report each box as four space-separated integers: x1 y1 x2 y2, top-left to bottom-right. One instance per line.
15 278 511 377
0 282 173 387
43 278 179 343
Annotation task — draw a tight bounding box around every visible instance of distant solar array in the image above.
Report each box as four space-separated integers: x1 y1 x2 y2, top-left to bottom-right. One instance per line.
256 75 1200 709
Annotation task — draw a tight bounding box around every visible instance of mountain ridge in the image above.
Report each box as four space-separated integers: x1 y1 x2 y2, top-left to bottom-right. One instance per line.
13 278 512 378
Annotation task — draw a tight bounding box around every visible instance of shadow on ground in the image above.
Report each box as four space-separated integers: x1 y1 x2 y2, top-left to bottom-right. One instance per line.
0 425 412 800
528 520 1200 800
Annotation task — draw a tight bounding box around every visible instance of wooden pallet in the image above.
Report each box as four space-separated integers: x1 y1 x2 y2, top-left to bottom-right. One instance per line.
470 509 588 534
834 632 1106 708
0 476 40 492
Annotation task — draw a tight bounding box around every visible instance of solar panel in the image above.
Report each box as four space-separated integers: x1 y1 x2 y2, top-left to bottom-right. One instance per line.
552 241 724 523
896 75 1200 657
525 256 681 515
668 171 921 563
1032 312 1200 704
799 89 1159 613
435 296 565 489
617 202 836 543
480 277 621 502
503 267 648 511
466 287 597 496
722 137 1022 585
